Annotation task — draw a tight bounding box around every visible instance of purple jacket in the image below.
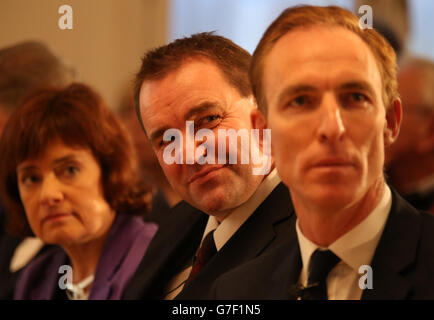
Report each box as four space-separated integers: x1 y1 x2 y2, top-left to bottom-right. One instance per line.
14 214 158 300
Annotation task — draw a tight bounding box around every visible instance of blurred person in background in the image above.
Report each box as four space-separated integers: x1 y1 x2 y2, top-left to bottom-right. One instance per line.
386 57 434 213
0 83 157 299
0 41 75 299
118 86 181 226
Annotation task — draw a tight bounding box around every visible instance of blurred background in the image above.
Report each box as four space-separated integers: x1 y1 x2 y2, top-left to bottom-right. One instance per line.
1 0 432 110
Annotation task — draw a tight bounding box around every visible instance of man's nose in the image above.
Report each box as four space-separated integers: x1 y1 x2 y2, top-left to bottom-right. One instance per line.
39 173 64 206
317 93 346 143
184 128 217 165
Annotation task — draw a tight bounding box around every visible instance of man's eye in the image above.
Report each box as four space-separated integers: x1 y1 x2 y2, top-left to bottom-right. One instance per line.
159 135 176 147
342 92 369 108
198 114 221 127
204 115 219 122
293 96 306 106
350 93 367 101
286 95 311 109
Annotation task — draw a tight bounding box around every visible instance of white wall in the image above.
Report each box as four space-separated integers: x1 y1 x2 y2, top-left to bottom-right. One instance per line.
0 0 168 109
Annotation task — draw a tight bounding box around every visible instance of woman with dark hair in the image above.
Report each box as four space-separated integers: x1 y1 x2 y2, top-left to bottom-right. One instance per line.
0 83 157 300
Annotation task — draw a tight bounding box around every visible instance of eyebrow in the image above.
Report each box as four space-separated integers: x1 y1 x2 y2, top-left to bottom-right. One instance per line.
17 155 79 173
276 80 377 105
52 155 79 165
339 81 376 98
184 101 223 120
276 85 317 106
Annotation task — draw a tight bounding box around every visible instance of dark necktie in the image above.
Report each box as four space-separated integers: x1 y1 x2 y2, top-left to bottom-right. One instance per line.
185 230 217 284
303 249 340 300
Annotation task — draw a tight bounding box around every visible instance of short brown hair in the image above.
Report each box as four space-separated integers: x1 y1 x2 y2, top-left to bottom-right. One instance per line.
0 41 75 112
134 32 252 130
0 83 151 237
250 5 399 115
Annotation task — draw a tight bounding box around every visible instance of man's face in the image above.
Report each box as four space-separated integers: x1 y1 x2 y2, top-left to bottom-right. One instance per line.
263 26 399 210
139 59 264 218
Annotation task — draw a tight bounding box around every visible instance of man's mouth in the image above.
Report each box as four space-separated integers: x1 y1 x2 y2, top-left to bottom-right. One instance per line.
189 164 226 183
311 157 354 168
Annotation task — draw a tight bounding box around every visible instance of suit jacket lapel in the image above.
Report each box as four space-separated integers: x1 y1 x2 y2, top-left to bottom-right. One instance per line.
177 182 294 298
362 188 421 300
269 223 301 300
218 182 294 257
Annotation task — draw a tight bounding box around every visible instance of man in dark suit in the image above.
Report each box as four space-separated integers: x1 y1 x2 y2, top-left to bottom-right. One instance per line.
211 5 434 300
123 33 294 299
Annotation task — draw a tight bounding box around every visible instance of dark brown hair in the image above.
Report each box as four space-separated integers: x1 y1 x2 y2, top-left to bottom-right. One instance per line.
134 32 252 131
0 83 151 237
250 5 399 115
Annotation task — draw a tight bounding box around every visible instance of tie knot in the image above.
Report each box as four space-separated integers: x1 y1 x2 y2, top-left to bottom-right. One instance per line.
308 249 340 285
196 230 217 263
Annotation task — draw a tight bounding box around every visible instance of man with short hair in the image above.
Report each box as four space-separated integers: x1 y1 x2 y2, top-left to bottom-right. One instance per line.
386 57 434 214
211 5 434 300
123 32 294 299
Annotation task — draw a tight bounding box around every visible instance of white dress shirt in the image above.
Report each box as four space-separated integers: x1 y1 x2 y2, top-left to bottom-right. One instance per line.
164 168 281 299
10 237 44 272
296 185 392 300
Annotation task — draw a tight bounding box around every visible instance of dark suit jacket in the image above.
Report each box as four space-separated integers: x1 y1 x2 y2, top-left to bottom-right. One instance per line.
123 182 294 299
0 205 21 299
403 189 434 214
211 188 434 300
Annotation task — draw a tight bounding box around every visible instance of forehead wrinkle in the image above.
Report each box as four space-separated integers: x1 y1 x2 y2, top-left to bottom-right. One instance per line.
183 101 224 120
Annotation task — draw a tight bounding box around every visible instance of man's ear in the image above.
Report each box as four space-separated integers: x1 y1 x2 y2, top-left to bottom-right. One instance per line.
416 115 434 154
251 108 268 151
251 108 267 130
384 98 402 147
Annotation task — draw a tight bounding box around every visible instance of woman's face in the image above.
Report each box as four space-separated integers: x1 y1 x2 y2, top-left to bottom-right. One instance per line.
17 140 115 247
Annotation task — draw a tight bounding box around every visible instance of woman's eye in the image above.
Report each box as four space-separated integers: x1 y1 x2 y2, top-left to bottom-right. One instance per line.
20 175 40 187
59 165 80 179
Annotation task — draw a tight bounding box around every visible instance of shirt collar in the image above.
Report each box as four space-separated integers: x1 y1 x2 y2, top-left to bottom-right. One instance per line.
202 168 281 251
296 184 392 279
